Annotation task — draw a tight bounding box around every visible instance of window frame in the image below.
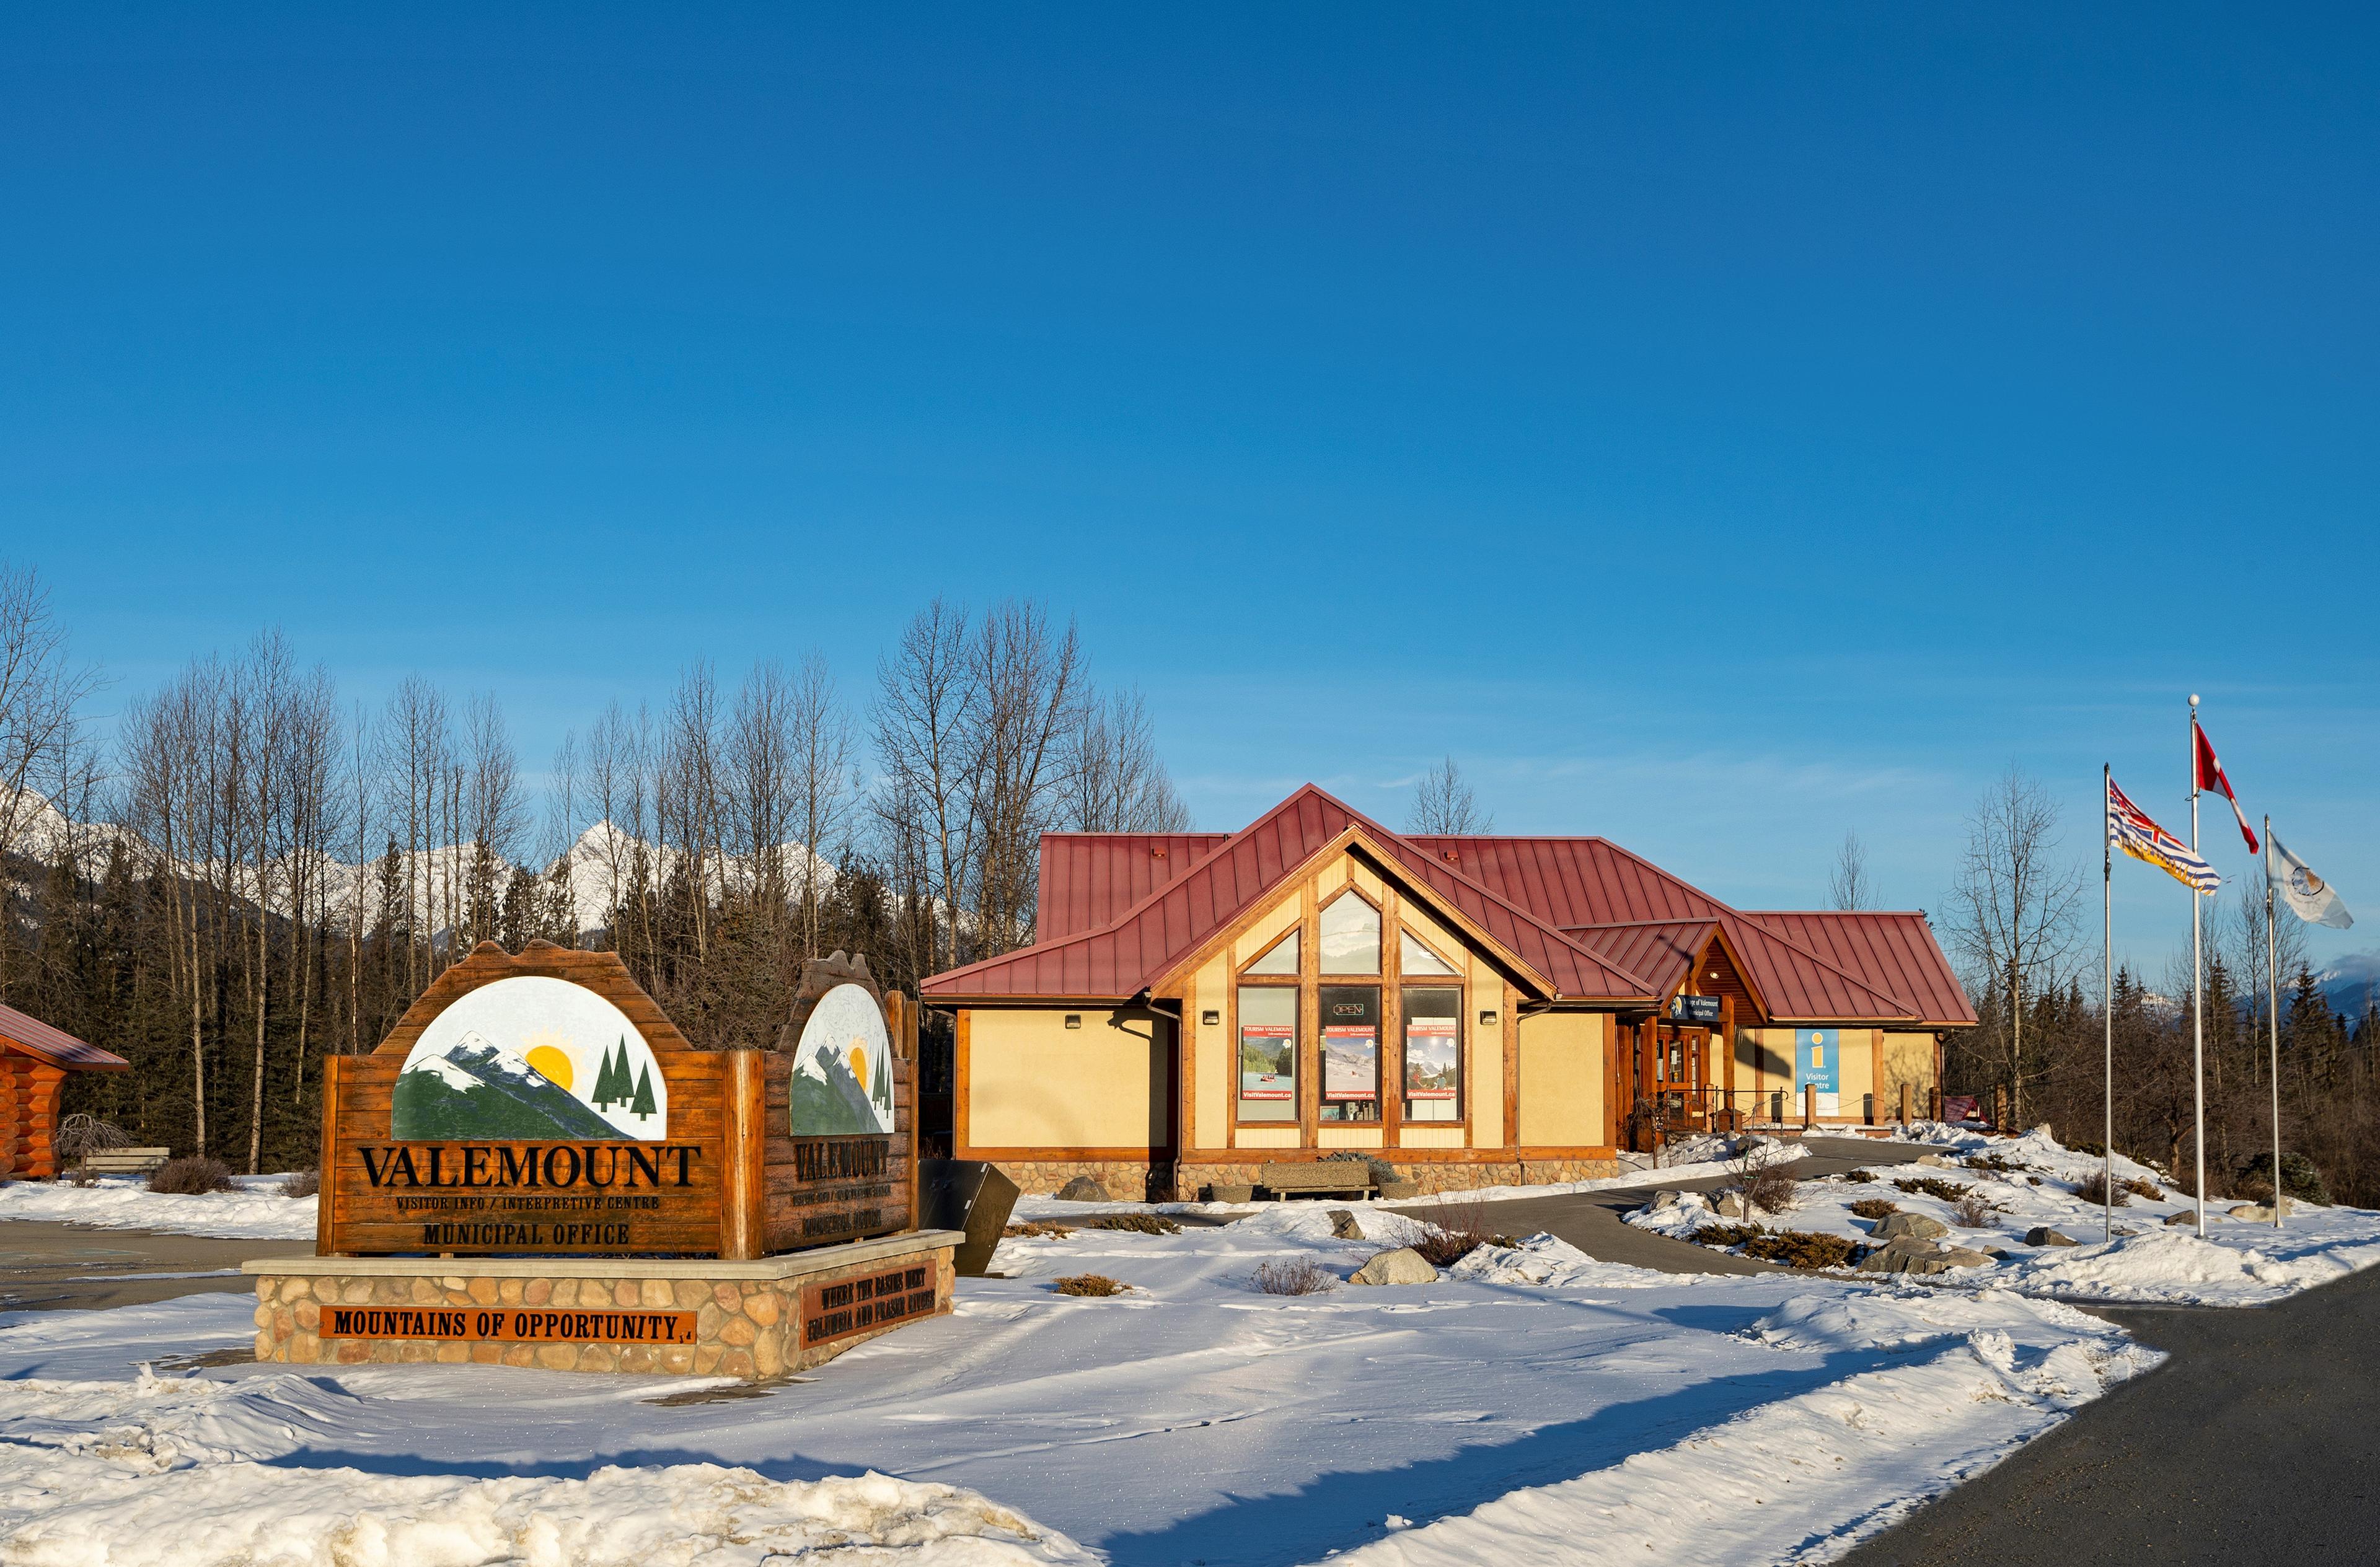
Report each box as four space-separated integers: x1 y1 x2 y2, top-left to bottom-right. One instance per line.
1232 979 1302 1125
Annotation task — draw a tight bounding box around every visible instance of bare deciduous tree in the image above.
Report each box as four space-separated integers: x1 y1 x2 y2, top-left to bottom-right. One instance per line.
1828 830 1873 911
967 601 1083 957
1944 767 2086 1122
1064 686 1191 833
875 599 980 972
0 562 99 888
1406 756 1491 836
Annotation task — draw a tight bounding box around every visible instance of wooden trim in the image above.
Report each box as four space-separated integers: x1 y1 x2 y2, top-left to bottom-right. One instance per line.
1299 879 1320 1148
1501 995 1519 1149
954 1009 972 1156
720 1050 765 1261
315 1055 344 1257
372 941 695 1058
955 1145 1169 1161
1381 887 1404 1149
1179 1145 1621 1165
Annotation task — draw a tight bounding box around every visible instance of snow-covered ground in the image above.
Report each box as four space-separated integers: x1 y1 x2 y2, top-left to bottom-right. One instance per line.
1628 1125 2380 1307
1 1200 2158 1566
0 1175 317 1241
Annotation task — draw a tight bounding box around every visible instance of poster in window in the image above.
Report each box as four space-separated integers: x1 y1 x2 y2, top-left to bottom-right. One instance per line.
1239 1024 1295 1100
1795 1027 1841 1117
1323 1025 1378 1102
1404 1018 1459 1101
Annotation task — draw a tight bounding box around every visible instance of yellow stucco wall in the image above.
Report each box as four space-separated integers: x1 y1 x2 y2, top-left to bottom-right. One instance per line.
1399 1126 1464 1148
1836 1029 1877 1109
1470 960 1507 1147
1192 955 1230 1149
1317 1126 1384 1148
1235 1126 1300 1148
1882 1032 1937 1112
1516 1010 1604 1147
969 1007 1168 1149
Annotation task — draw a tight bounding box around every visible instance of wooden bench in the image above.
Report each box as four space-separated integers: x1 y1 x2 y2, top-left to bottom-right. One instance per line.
1258 1162 1380 1201
77 1148 171 1175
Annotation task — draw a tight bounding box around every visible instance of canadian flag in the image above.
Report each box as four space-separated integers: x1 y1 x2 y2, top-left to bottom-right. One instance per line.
2193 721 2259 855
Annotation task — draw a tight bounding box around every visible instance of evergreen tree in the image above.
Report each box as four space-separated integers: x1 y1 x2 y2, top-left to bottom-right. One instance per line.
596 1038 627 1107
629 1061 655 1121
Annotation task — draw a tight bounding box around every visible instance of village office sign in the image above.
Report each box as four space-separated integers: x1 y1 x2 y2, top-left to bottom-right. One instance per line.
317 945 912 1258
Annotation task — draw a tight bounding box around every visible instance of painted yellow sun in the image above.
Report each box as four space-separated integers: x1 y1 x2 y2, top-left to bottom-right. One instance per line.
525 1044 575 1092
847 1039 870 1092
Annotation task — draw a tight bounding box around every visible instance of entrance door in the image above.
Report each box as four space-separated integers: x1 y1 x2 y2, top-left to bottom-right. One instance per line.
1652 1024 1708 1133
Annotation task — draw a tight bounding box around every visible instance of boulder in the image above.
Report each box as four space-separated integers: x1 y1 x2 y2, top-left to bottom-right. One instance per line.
1915 1153 1951 1168
2025 1226 2079 1247
1859 1239 1993 1275
1650 1190 1683 1212
1056 1177 1110 1203
1349 1247 1438 1287
1712 1192 1752 1220
1872 1212 1949 1242
2163 1208 2218 1226
1328 1209 1365 1240
2228 1202 2290 1223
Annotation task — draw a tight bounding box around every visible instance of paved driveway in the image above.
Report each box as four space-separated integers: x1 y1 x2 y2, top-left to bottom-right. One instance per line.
1443 1133 1940 1276
1839 1262 2380 1565
0 1221 309 1312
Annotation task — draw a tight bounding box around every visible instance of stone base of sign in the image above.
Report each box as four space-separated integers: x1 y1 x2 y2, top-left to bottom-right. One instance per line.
244 1229 961 1380
1183 1157 1623 1199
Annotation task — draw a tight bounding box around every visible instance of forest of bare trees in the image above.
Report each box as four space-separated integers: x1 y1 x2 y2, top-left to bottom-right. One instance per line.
0 569 1189 1172
1937 770 2380 1206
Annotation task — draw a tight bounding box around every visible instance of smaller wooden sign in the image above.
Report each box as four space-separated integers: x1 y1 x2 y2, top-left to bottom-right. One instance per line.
320 1303 699 1345
798 1261 937 1350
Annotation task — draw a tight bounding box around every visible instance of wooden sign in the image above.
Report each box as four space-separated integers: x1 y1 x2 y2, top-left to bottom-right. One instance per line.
320 1303 700 1346
769 951 917 1252
319 941 916 1262
318 943 743 1259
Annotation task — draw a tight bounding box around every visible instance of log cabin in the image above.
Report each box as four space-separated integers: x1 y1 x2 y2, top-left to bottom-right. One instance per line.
921 784 1975 1198
0 1003 130 1180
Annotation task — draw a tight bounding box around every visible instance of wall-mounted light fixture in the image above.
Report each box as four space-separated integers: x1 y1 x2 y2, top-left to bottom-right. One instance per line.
1201 1009 1221 1027
1064 1014 1082 1029
1479 1009 1499 1027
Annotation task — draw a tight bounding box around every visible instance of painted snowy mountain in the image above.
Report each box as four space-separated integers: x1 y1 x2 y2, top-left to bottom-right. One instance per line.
392 1032 626 1141
791 1043 889 1136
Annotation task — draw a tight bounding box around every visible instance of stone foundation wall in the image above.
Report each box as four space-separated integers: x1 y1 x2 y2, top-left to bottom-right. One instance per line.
249 1234 956 1380
1182 1157 1622 1198
986 1158 1170 1201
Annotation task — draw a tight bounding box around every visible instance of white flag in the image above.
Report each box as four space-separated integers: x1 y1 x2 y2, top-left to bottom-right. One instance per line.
2268 832 2355 929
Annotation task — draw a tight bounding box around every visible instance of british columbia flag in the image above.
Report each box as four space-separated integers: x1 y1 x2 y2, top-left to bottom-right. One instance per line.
2108 773 2218 895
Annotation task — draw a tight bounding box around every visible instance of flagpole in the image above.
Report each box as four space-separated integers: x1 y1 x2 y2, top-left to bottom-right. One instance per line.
2104 763 2115 1244
2190 693 2206 1239
2267 814 2282 1230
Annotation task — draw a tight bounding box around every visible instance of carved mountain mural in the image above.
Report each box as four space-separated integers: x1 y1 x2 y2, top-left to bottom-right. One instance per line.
391 1032 628 1141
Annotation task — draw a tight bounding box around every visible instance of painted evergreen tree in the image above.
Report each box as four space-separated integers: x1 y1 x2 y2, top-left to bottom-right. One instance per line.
595 1039 627 1108
629 1061 656 1121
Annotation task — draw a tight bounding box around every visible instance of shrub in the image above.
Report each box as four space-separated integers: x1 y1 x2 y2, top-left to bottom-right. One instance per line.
1739 1230 1858 1269
281 1169 320 1199
1250 1258 1337 1295
2121 1176 2165 1201
1092 1214 1182 1235
1739 1163 1799 1216
69 1167 99 1188
149 1157 234 1195
1052 1274 1129 1297
1388 1199 1515 1267
1003 1221 1075 1239
2233 1152 2327 1205
56 1113 131 1162
1690 1222 1766 1249
1849 1197 1899 1221
1963 1152 2026 1174
2076 1170 2128 1208
1838 1169 1876 1184
1893 1175 1968 1202
1949 1190 2003 1227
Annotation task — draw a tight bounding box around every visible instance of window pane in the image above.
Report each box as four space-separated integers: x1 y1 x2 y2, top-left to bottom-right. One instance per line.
1243 928 1298 975
1403 986 1462 1122
1318 893 1380 974
1319 985 1380 1121
1401 928 1459 977
1236 985 1297 1121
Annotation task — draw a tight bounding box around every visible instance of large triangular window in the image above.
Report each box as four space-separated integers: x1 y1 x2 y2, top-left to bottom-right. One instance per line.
1318 891 1381 975
1400 927 1460 977
1242 928 1299 975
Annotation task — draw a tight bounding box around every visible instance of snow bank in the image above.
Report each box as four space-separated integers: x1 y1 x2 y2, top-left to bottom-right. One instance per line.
1624 1125 2380 1306
0 1175 316 1241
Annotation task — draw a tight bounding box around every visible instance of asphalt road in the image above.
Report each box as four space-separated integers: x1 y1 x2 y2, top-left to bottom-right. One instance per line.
1449 1133 1938 1276
0 1220 309 1312
1838 1262 2380 1566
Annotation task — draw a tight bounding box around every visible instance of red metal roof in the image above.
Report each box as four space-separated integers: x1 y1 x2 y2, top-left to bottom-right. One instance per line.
1409 834 1941 1023
1740 911 1977 1026
1036 833 1232 941
1562 920 1719 1001
926 786 1659 1003
925 790 1973 1027
0 1003 130 1071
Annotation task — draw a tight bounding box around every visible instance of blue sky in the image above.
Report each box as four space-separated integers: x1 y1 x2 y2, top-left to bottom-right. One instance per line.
3 4 2373 980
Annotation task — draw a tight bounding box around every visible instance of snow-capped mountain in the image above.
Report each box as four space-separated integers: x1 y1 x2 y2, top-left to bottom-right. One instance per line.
392 1030 625 1141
